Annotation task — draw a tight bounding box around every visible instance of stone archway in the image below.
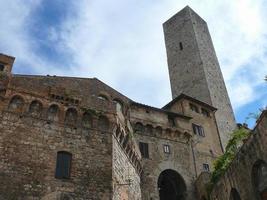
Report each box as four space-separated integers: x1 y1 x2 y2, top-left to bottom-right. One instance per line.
252 160 267 200
229 188 241 200
158 169 186 200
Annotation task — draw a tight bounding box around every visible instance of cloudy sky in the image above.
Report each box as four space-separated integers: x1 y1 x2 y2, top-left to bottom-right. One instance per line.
0 0 266 127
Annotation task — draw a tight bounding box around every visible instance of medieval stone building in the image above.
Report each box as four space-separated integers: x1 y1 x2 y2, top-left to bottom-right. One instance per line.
0 6 266 200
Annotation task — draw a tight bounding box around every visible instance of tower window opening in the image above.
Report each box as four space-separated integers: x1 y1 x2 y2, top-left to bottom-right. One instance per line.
0 63 4 71
192 123 205 137
203 163 210 172
163 144 170 154
190 103 199 113
179 42 183 50
201 108 210 117
139 142 149 158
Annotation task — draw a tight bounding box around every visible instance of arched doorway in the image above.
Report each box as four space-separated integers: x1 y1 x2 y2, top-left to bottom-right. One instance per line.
229 188 241 200
252 160 267 200
158 169 186 200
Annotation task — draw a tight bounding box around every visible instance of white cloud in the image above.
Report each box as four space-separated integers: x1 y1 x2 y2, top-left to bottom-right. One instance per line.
0 0 267 111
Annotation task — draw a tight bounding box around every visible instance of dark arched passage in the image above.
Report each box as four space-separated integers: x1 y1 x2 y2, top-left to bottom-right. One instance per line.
230 188 241 200
158 169 186 200
252 160 267 200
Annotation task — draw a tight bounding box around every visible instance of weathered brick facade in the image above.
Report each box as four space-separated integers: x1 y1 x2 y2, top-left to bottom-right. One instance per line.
0 5 266 200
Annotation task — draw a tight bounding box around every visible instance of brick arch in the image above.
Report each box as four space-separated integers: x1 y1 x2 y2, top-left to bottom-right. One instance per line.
47 104 60 121
82 112 93 128
97 92 110 101
64 108 78 126
98 115 109 132
8 95 25 112
113 98 124 112
28 100 43 118
134 122 144 133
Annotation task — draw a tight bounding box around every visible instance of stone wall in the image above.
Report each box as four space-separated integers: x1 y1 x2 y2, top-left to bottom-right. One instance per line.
112 136 141 200
209 111 267 200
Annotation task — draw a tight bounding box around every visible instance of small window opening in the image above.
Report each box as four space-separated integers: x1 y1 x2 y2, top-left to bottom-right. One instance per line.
168 115 176 127
0 63 4 71
201 108 210 117
139 142 149 158
55 151 72 179
192 123 205 137
203 163 210 172
190 103 199 113
163 144 170 154
179 42 183 50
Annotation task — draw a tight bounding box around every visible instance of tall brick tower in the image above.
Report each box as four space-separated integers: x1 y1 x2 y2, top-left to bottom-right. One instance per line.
163 6 236 149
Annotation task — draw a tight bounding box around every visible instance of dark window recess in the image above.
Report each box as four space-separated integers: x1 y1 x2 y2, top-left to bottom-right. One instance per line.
0 63 4 71
192 124 205 137
203 163 210 172
55 151 72 179
163 144 170 154
179 42 183 50
201 108 210 117
190 103 199 113
139 142 149 158
168 115 176 127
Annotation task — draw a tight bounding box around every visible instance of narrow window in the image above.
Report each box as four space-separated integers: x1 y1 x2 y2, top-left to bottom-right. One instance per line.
192 124 205 137
163 144 170 154
55 151 72 179
179 42 183 50
190 103 199 113
201 108 210 117
203 163 210 172
168 115 176 127
0 63 4 71
139 142 149 158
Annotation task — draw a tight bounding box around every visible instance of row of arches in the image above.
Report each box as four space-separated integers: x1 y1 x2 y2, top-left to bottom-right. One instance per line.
7 95 110 130
134 122 189 139
114 126 142 175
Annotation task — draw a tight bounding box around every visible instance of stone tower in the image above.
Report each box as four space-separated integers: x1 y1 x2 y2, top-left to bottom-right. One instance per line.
163 6 236 149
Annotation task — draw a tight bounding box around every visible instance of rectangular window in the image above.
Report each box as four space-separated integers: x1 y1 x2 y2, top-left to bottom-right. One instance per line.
55 151 72 179
203 163 210 172
139 142 149 158
0 63 4 71
192 124 205 137
201 108 210 117
163 144 170 154
189 103 199 113
168 115 176 127
179 42 183 50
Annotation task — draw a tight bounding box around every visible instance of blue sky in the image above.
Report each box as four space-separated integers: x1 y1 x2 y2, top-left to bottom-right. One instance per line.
0 0 267 128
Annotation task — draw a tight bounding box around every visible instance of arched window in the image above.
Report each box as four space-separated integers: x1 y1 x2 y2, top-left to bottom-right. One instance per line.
229 188 241 200
82 112 93 128
47 104 59 121
145 124 153 135
134 122 144 133
252 160 267 200
29 100 43 117
65 108 78 126
98 115 109 131
98 94 108 101
113 99 123 113
55 151 72 179
8 95 24 112
155 126 163 135
158 169 186 200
